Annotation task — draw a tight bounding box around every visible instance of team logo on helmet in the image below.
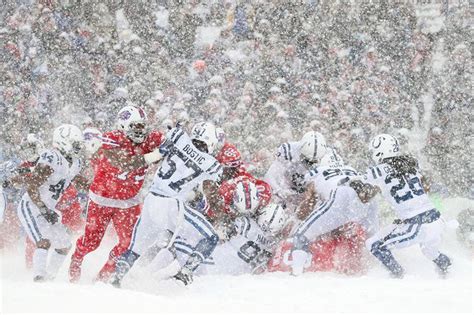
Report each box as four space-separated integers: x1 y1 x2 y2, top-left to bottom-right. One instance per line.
119 110 132 120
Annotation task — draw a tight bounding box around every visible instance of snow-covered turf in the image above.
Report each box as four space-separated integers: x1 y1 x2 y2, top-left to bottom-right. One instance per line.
1 199 472 313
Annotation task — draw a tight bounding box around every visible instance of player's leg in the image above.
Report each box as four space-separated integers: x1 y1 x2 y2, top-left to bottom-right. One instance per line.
16 198 50 281
112 194 172 287
291 188 348 275
69 200 113 282
25 236 35 269
417 219 451 275
366 222 423 277
45 223 73 280
172 205 219 285
96 204 141 282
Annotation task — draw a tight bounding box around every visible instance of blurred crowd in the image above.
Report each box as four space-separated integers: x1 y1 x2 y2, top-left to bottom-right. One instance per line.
0 0 471 196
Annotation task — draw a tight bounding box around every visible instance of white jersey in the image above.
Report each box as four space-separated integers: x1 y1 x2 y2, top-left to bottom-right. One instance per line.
363 163 434 220
150 128 222 201
305 165 358 201
34 149 82 210
264 141 307 201
204 216 276 275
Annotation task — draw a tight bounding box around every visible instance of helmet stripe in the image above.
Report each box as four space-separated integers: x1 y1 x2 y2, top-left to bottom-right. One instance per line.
244 181 251 210
313 135 318 160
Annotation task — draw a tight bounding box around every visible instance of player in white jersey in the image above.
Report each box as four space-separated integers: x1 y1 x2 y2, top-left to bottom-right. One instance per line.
112 122 223 287
290 148 379 276
359 134 451 277
199 203 287 275
264 131 328 210
16 124 88 281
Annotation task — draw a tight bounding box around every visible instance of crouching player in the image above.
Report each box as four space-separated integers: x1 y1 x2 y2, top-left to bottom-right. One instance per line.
361 134 451 277
200 203 287 275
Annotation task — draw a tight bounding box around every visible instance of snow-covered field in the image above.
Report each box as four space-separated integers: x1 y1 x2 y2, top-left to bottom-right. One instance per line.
1 199 472 314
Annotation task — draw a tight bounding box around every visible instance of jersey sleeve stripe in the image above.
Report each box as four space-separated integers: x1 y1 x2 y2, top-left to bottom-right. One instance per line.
171 129 185 143
25 201 43 239
376 167 382 177
370 167 377 179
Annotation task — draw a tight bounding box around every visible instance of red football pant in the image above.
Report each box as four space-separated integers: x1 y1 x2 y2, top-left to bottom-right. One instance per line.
72 200 141 278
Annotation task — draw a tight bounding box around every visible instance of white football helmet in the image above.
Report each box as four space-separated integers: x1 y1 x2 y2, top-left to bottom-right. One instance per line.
117 105 148 143
232 180 260 215
53 124 84 157
19 133 44 162
299 131 328 162
320 148 345 168
191 122 219 155
83 127 102 155
257 203 287 234
369 134 400 163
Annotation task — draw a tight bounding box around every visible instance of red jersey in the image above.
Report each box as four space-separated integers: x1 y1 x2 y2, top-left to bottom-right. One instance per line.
89 130 163 204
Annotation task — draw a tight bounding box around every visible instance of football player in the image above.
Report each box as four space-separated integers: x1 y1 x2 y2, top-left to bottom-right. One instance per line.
360 134 451 277
16 124 89 281
111 122 223 287
69 105 164 283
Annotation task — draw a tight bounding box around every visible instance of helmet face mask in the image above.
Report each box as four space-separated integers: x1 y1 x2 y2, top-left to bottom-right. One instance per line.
191 122 219 155
117 105 148 144
191 139 209 153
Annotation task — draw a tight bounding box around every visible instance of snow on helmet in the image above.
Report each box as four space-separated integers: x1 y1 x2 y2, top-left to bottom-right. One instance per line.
369 134 400 163
191 122 219 155
232 180 259 215
320 148 345 168
53 124 84 157
117 105 148 143
257 203 287 234
83 127 102 155
299 131 327 162
19 133 44 162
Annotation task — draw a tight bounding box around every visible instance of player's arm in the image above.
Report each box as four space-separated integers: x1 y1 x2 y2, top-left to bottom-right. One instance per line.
25 163 59 224
296 181 317 220
420 175 431 193
349 179 380 203
26 163 53 209
202 180 224 216
72 174 90 192
101 146 163 171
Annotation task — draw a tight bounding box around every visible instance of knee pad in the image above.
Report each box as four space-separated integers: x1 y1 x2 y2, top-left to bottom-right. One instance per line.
293 234 309 251
36 239 51 250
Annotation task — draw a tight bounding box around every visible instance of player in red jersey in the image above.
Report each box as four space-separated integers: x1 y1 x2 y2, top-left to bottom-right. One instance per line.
69 105 165 283
206 141 272 221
